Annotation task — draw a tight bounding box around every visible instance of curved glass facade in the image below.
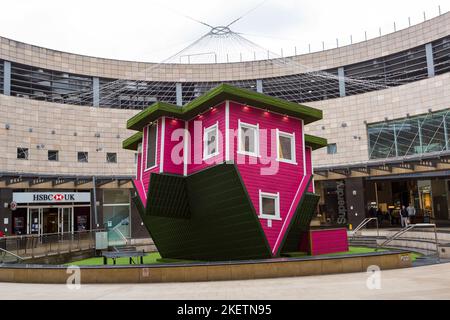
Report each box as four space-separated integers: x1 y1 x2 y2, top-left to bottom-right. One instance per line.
1 35 449 109
368 109 450 160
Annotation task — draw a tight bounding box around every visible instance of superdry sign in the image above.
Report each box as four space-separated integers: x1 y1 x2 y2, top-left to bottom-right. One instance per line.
12 192 90 204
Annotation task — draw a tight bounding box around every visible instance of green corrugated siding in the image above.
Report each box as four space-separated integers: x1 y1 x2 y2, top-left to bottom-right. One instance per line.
147 173 190 220
136 164 272 261
280 193 320 254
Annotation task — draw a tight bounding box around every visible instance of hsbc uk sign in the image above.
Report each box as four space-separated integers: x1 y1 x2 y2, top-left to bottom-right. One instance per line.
12 192 91 204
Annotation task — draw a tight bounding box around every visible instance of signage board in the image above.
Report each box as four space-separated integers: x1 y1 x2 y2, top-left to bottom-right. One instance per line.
12 192 91 204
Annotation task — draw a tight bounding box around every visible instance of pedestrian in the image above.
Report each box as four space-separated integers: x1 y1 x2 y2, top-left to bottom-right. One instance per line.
376 207 383 225
400 205 409 228
407 203 416 225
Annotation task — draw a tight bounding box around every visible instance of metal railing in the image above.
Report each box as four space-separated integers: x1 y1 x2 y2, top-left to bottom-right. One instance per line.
377 223 440 262
0 230 104 260
351 218 379 240
0 248 24 264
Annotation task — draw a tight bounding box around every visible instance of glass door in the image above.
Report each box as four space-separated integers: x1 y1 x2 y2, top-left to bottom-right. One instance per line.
27 208 43 235
58 207 74 235
418 180 433 219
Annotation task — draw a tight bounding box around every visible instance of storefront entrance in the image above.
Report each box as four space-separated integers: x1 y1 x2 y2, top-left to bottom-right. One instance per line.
27 207 74 236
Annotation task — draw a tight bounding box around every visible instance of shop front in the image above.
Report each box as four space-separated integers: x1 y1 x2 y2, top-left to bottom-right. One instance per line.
365 177 450 226
316 174 450 228
11 191 91 235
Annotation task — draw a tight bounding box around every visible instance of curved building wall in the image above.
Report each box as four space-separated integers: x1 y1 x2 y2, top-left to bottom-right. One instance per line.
0 94 138 176
0 13 449 81
305 73 450 168
0 12 448 177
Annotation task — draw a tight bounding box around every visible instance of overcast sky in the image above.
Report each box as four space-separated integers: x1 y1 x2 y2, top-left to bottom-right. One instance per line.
0 0 447 62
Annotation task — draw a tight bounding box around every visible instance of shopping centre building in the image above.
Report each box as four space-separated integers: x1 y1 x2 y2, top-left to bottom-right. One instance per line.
0 12 449 240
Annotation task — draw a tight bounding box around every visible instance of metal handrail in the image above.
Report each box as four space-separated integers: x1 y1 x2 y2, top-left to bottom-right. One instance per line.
377 223 440 262
0 229 106 259
351 218 379 240
0 248 24 263
1 229 106 241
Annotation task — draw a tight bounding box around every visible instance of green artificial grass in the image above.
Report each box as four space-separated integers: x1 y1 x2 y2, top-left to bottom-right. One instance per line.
284 246 422 262
66 247 423 266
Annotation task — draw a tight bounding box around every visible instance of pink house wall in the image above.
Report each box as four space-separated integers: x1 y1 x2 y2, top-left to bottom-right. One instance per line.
139 120 162 207
309 228 349 256
229 101 308 254
162 118 185 175
187 102 226 175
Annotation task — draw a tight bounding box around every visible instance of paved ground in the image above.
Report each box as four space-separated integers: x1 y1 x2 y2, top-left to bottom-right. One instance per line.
1 263 450 300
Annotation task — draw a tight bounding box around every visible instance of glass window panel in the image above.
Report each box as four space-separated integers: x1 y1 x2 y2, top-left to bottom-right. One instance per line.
146 123 157 168
77 151 88 163
17 148 29 160
48 150 59 161
421 113 446 153
103 205 130 238
327 143 337 155
106 152 117 163
368 110 450 160
368 124 396 159
262 197 276 216
205 126 218 157
279 135 293 160
240 125 257 154
395 119 421 156
103 189 130 204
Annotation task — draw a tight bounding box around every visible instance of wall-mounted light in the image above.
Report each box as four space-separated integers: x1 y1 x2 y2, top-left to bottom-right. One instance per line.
28 128 33 133
321 126 326 130
95 133 100 138
5 124 10 130
384 117 389 122
116 134 120 139
428 108 433 113
74 132 77 136
51 130 56 135
341 123 347 128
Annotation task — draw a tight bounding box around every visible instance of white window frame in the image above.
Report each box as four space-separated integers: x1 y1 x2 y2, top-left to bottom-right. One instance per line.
276 129 297 165
259 191 281 227
145 121 158 171
203 122 219 160
238 120 259 157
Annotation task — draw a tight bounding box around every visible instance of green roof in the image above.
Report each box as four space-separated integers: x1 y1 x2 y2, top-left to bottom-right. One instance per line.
126 83 323 131
122 132 143 151
304 134 328 151
122 130 327 152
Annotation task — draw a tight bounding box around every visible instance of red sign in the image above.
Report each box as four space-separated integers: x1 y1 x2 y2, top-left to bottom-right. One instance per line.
53 194 64 201
10 201 17 211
